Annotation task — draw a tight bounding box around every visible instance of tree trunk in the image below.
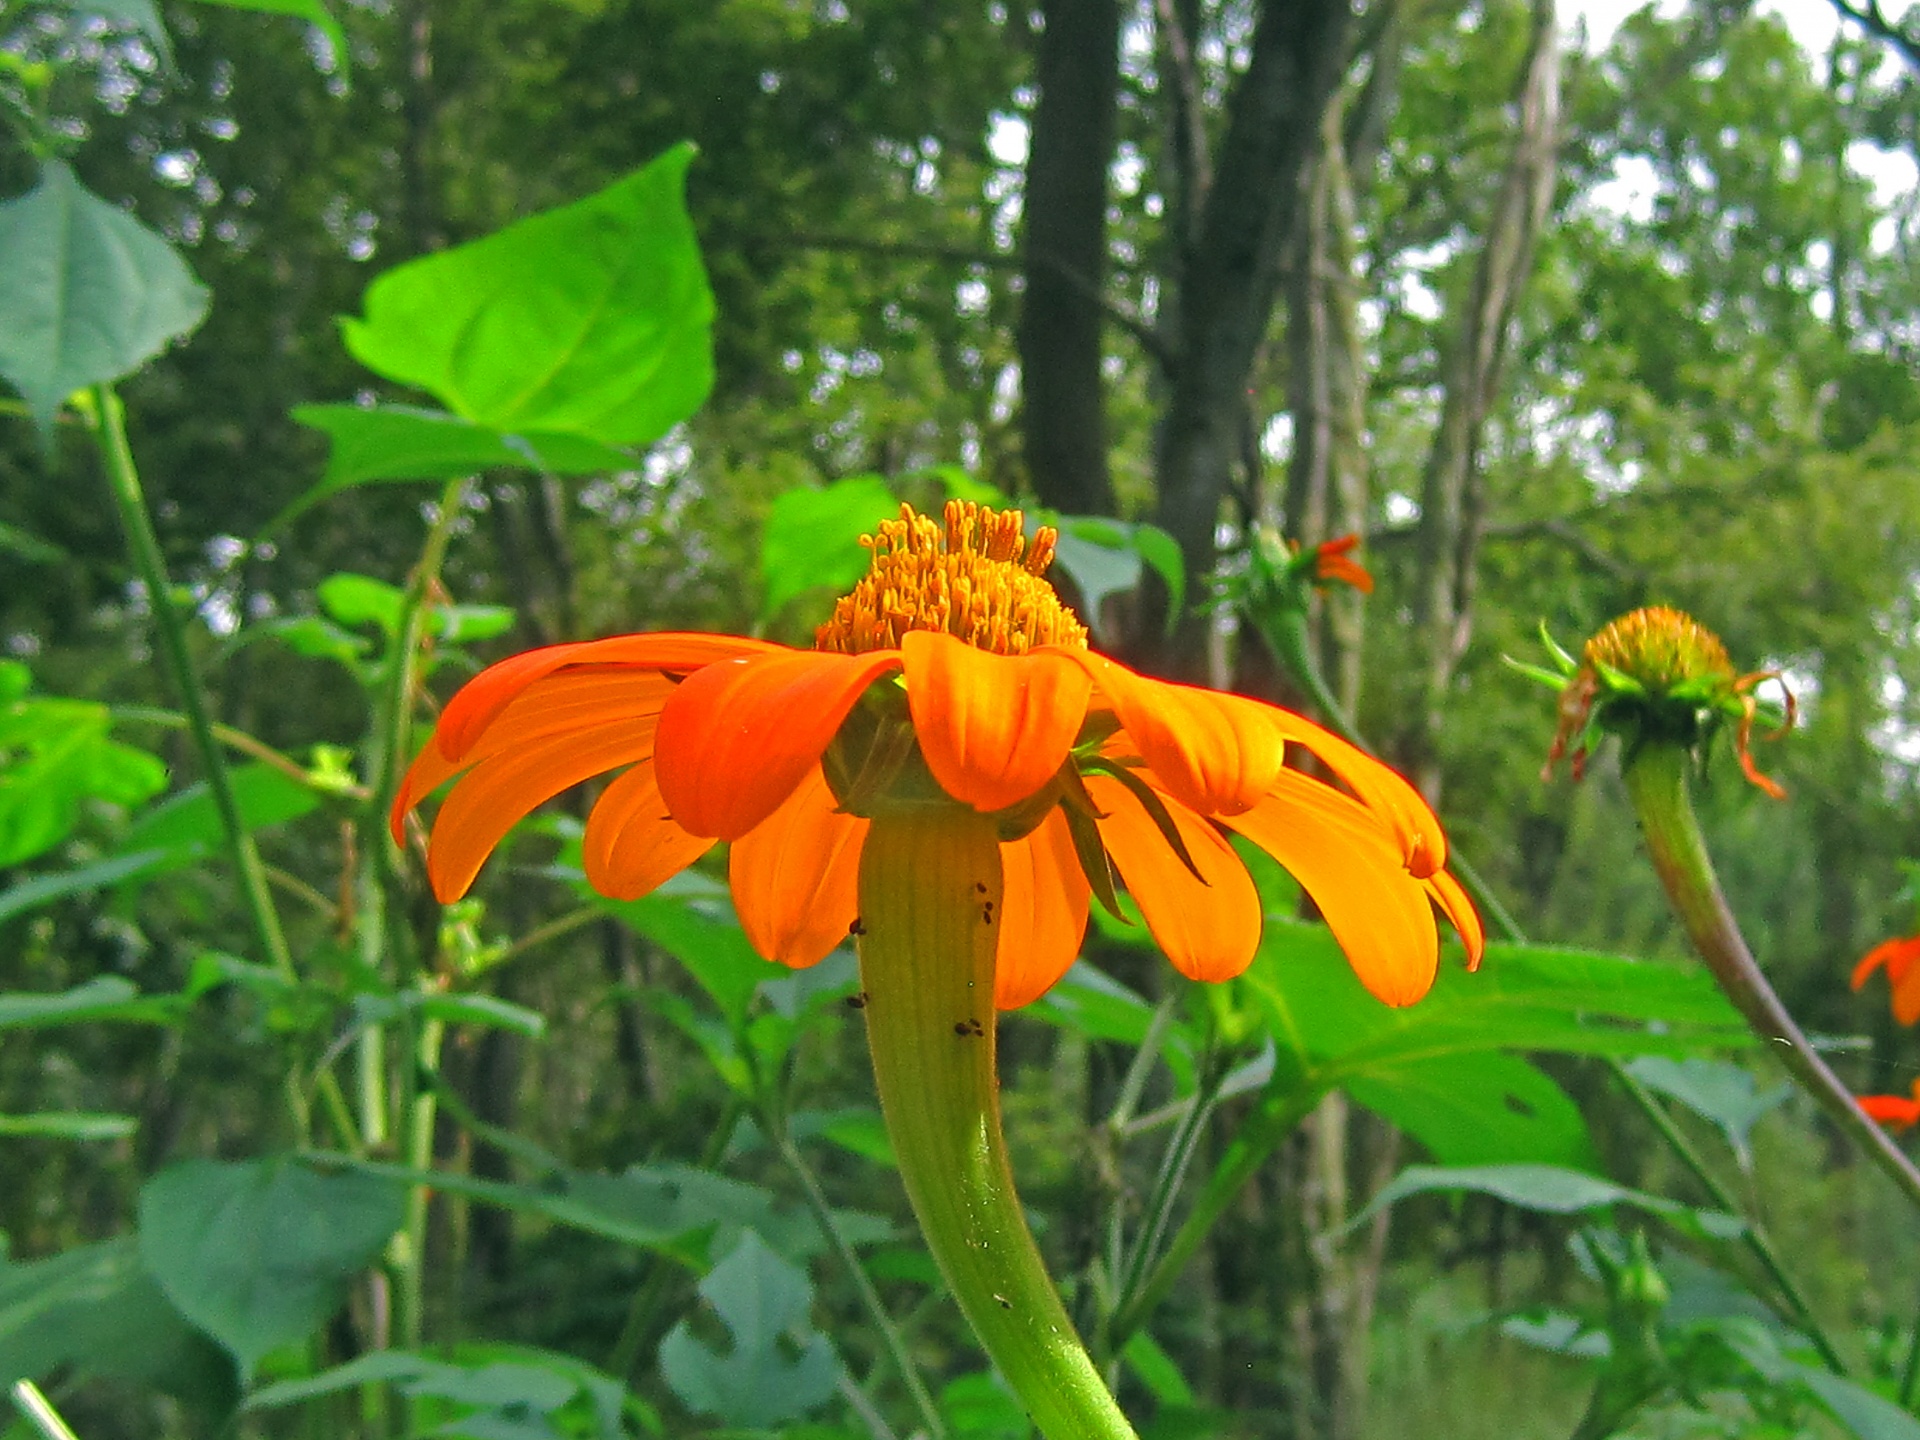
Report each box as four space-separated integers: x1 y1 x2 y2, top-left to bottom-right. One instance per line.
1149 0 1355 678
1019 0 1121 516
1408 0 1561 802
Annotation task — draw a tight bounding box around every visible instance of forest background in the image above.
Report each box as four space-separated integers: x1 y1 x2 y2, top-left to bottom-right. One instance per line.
2 0 1920 1437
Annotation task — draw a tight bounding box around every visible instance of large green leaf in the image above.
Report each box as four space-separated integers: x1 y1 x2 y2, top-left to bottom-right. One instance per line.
0 162 209 433
119 761 322 861
1624 1056 1789 1166
1346 1051 1598 1170
0 1237 236 1409
658 1231 840 1428
1352 1162 1743 1243
0 681 168 868
272 404 632 530
758 475 900 621
137 1156 407 1374
1242 927 1750 1080
340 144 712 447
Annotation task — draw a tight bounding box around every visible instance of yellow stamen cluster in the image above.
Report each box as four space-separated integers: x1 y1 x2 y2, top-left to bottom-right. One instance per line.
1583 606 1734 693
816 501 1089 656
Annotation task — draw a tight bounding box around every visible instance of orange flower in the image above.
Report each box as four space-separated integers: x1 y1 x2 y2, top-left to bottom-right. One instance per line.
1853 934 1920 1026
1310 534 1374 594
1858 1080 1920 1130
394 502 1481 1009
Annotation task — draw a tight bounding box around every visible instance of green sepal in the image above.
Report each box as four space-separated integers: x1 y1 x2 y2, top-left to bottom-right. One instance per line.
1058 780 1126 923
1537 620 1579 673
1078 754 1205 884
1503 656 1574 693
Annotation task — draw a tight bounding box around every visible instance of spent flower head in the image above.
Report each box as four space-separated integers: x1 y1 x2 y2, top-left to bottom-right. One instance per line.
1514 606 1794 798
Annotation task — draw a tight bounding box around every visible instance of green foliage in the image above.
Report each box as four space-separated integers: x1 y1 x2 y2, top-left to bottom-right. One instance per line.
658 1230 840 1428
0 162 209 433
136 1156 408 1374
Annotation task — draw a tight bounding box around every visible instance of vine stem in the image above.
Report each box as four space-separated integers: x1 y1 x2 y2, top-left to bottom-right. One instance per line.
89 385 357 1152
1622 743 1920 1216
857 807 1137 1440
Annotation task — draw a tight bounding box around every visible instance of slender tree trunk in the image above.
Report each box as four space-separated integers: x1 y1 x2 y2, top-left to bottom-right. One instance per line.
1020 0 1121 516
1408 0 1560 802
1149 0 1355 678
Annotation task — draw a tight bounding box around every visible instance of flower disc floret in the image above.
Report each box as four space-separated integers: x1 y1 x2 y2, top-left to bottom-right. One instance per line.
394 501 1482 1010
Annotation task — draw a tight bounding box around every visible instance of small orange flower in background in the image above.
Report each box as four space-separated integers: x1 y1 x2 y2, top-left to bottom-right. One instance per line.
394 502 1481 1009
1309 534 1374 595
1858 1079 1920 1131
1853 933 1920 1026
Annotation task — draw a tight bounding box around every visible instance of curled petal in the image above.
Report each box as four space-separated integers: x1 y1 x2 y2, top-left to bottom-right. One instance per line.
427 719 660 901
1073 654 1284 817
1859 1086 1920 1130
995 808 1091 1009
1267 711 1448 877
1084 774 1261 983
730 767 868 968
655 649 902 840
437 632 779 761
1423 868 1486 968
1224 769 1438 1007
903 631 1090 813
583 762 715 901
1852 935 1920 991
393 669 677 841
1898 961 1920 1028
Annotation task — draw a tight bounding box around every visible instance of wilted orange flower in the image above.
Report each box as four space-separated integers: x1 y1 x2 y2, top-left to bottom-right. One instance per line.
1853 934 1920 1026
1309 534 1374 594
394 502 1481 1009
1858 1080 1920 1130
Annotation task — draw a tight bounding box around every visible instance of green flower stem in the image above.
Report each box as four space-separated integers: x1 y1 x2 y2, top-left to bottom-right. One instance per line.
770 1121 949 1440
1613 1061 1847 1375
857 807 1137 1440
89 385 357 1153
1623 743 1920 1216
9 1381 81 1440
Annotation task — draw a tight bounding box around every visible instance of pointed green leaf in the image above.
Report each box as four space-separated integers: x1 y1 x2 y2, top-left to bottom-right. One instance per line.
0 163 209 433
138 1156 407 1375
340 145 712 446
188 0 346 75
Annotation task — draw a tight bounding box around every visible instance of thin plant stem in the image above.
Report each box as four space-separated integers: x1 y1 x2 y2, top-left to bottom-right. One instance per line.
112 704 371 800
771 1121 949 1440
88 385 360 1151
1622 744 1920 1216
9 1381 80 1440
1613 1063 1848 1374
393 1014 446 1348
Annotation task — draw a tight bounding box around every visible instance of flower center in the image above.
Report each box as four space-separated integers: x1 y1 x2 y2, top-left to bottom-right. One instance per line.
1583 606 1734 697
815 501 1089 656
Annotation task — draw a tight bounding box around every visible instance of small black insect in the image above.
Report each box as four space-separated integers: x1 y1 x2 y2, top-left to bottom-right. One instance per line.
981 900 995 925
848 917 867 937
974 881 988 894
953 1017 985 1037
845 991 868 1010
994 1293 1013 1310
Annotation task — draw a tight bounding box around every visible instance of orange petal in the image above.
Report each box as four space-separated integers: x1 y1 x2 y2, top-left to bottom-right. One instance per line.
729 767 869 968
902 632 1090 813
1424 868 1485 968
1083 774 1261 983
1267 711 1448 877
995 808 1091 1009
427 718 660 901
655 648 902 841
1854 935 1920 991
438 632 780 761
393 669 678 842
1224 769 1438 1006
1072 654 1284 817
582 762 715 901
1896 958 1920 1028
1859 1091 1920 1130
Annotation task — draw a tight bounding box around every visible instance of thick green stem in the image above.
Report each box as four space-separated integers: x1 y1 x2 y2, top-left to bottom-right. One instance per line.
858 808 1137 1440
1623 744 1920 1216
